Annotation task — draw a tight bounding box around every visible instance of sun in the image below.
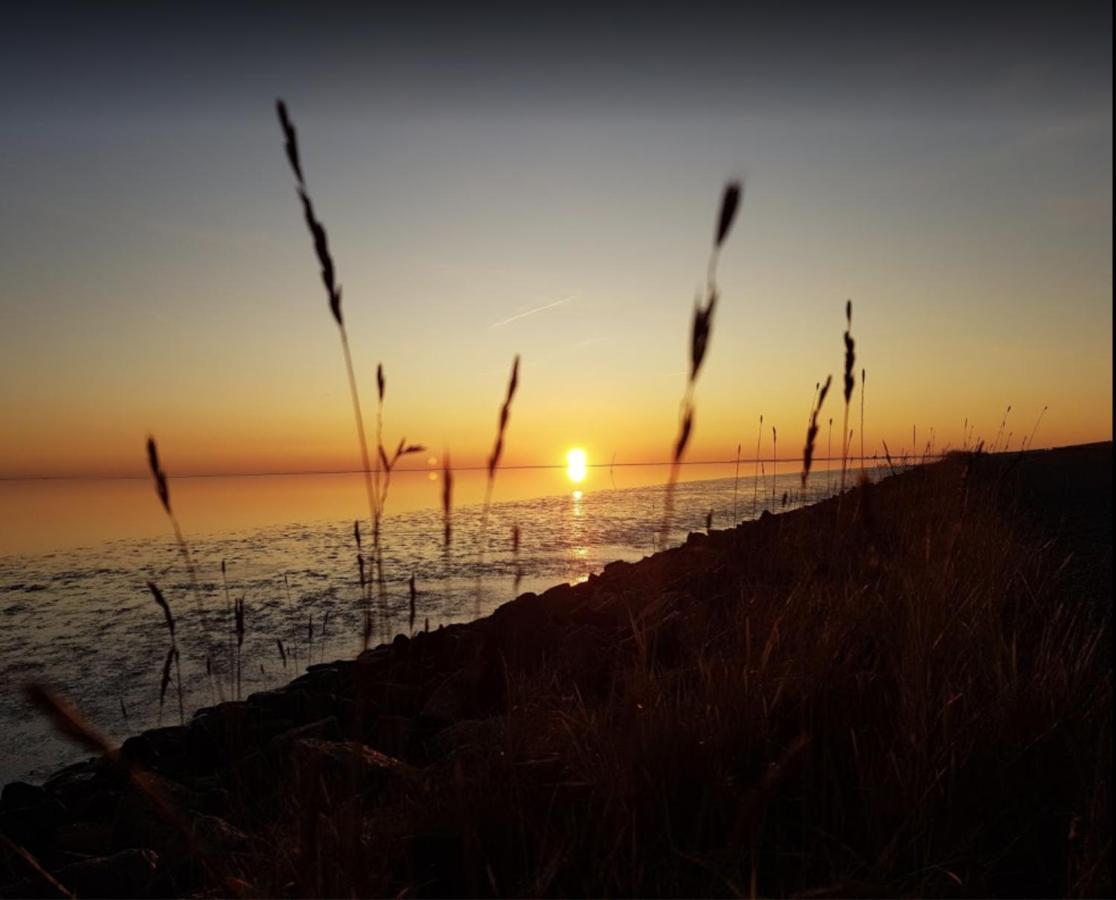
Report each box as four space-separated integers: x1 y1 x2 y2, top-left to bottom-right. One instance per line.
566 447 588 483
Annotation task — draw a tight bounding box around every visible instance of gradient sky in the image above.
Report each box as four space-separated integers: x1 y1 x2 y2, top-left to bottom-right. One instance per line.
1 2 1111 478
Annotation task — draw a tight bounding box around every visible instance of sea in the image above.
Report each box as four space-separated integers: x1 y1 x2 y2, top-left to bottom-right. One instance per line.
0 461 876 785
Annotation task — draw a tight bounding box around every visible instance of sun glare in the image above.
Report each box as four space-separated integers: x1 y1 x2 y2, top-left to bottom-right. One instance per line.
566 448 588 483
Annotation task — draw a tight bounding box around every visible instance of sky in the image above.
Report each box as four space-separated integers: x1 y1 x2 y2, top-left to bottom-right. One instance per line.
0 1 1111 479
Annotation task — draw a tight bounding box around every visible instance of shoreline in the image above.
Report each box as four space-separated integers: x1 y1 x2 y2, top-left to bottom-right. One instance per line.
1 442 1110 897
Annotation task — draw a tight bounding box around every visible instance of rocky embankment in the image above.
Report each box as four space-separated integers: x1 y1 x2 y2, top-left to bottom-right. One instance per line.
0 443 1110 898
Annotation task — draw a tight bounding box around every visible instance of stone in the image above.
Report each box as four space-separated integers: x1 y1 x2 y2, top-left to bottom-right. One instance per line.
368 715 415 759
0 797 66 854
43 759 107 806
361 682 422 716
53 848 158 898
111 771 200 853
70 789 120 823
420 672 475 725
189 814 249 855
120 725 190 775
55 820 113 856
265 716 341 757
431 718 504 759
291 739 409 801
0 782 46 809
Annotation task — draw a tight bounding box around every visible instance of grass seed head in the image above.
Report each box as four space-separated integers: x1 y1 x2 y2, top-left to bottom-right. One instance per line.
146 437 170 514
488 356 521 479
275 99 304 186
146 581 175 638
714 181 742 248
689 289 717 382
159 646 176 714
442 449 454 547
802 375 833 486
674 406 694 463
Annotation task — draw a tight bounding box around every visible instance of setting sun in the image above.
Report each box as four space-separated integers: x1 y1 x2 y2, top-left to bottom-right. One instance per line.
566 447 588 483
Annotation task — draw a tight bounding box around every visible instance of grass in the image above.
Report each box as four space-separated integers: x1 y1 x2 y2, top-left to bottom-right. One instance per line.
801 375 832 487
209 450 1110 898
661 182 741 542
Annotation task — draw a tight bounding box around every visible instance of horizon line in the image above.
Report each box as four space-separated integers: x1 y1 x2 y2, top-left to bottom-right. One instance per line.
0 446 1074 483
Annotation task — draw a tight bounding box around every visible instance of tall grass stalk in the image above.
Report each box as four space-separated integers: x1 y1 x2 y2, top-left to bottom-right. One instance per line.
276 99 378 570
732 443 741 522
1024 405 1048 451
801 375 832 487
476 356 521 611
662 182 741 543
147 580 184 726
839 300 856 493
146 439 209 633
442 450 454 550
771 425 777 507
370 365 424 594
992 404 1012 453
234 596 245 701
859 367 866 476
751 414 764 518
511 524 523 595
408 574 417 636
827 417 833 495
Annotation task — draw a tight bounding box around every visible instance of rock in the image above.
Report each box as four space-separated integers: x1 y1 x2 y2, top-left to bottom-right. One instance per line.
55 848 158 898
266 716 341 757
431 718 504 759
189 814 249 855
361 682 422 716
70 789 120 823
0 798 67 854
486 595 556 673
420 672 475 725
0 782 46 809
291 739 409 801
55 820 113 856
356 645 392 669
1 849 158 899
368 715 415 759
43 759 107 805
248 686 336 725
245 689 288 715
186 702 262 764
111 771 200 852
281 687 337 723
120 725 190 775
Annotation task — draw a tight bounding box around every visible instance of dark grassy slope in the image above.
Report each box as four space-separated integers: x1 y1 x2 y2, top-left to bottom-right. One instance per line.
1 444 1110 898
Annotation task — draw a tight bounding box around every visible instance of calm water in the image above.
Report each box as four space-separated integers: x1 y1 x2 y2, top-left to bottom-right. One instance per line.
0 462 872 784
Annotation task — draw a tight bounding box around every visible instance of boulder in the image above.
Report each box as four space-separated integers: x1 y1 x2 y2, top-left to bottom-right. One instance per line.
0 782 46 810
0 848 157 899
291 739 409 802
120 725 190 775
359 681 422 716
368 715 415 759
430 718 504 759
265 716 341 758
0 797 66 854
55 820 113 856
53 848 158 898
111 771 200 853
420 672 475 725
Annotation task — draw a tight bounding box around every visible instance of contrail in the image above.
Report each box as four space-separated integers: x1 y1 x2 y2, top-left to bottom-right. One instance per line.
489 295 573 329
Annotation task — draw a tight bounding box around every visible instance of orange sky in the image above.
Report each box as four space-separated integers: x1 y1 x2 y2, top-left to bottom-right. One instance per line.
1 7 1111 481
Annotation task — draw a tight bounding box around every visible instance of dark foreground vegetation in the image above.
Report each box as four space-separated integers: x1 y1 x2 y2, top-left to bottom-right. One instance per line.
1 443 1111 898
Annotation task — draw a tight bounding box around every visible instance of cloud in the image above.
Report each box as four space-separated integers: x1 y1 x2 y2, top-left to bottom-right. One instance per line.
489 295 574 329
